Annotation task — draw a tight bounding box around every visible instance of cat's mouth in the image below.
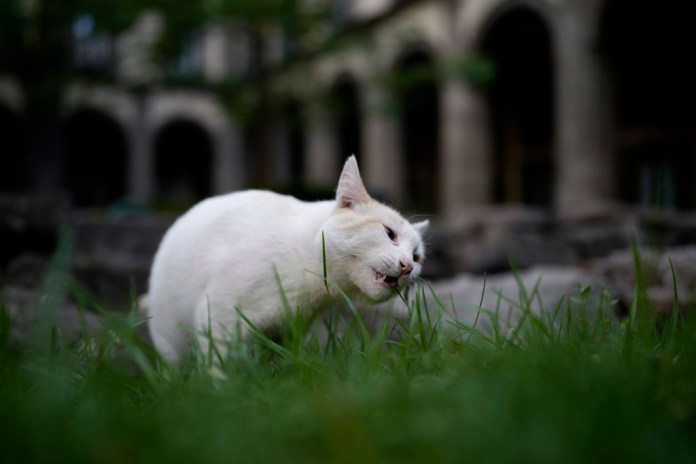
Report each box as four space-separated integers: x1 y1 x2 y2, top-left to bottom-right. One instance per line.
375 270 400 289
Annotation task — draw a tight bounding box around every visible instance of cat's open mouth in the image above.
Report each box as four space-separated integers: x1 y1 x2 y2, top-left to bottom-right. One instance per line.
375 270 400 288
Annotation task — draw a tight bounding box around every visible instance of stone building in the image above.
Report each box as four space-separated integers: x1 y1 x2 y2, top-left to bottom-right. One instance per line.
1 0 694 224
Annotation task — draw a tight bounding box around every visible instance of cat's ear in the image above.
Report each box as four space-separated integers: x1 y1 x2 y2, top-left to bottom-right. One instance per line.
336 155 371 208
412 220 429 236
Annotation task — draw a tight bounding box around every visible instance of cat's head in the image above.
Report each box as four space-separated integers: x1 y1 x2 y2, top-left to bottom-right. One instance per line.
322 156 428 303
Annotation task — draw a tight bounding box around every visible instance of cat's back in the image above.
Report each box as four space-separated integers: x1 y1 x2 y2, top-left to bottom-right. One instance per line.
174 189 330 238
152 189 333 272
180 189 307 226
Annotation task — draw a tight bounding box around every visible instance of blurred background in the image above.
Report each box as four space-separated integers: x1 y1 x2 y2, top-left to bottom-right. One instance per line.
1 0 695 307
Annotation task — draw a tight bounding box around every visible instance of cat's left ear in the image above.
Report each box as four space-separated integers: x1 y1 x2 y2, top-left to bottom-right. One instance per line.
336 155 371 208
412 220 429 236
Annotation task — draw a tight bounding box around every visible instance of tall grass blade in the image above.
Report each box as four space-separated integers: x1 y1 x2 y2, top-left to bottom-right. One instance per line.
234 307 294 359
28 225 75 356
307 270 371 347
667 256 680 349
629 234 653 341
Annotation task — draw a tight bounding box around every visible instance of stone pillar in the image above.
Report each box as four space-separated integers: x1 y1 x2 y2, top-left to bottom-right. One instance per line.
305 101 339 187
202 24 231 82
213 119 245 194
360 80 402 205
439 77 492 223
128 93 152 203
554 5 613 216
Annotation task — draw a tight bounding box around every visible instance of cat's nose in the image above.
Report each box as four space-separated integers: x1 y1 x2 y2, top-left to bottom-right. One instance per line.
400 260 413 276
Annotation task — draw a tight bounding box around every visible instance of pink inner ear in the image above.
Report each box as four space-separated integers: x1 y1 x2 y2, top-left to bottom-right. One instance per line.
336 156 370 208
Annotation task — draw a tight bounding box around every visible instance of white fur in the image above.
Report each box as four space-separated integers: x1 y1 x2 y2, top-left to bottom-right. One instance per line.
147 156 428 362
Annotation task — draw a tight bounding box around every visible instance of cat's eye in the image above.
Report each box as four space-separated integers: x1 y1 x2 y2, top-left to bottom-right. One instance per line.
413 253 422 263
384 226 396 242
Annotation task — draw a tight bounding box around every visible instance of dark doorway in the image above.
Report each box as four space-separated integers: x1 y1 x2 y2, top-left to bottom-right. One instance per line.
330 76 362 169
63 109 127 207
394 50 439 213
0 105 26 193
599 0 696 209
154 119 212 207
284 99 305 182
481 7 554 206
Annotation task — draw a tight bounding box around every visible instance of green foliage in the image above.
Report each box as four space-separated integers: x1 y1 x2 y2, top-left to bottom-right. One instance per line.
454 53 497 86
386 54 496 95
0 0 317 81
2 243 696 463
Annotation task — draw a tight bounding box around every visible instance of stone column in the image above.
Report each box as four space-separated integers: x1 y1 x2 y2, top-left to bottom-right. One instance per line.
439 77 492 223
554 5 613 217
305 101 339 187
213 118 245 194
360 80 402 205
128 93 152 203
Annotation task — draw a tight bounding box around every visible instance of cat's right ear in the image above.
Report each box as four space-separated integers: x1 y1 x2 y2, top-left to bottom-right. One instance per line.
336 155 371 208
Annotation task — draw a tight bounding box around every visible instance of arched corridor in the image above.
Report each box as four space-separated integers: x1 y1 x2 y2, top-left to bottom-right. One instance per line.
330 76 362 169
481 7 554 206
154 119 213 207
394 50 440 213
63 109 127 207
599 0 696 209
283 99 305 182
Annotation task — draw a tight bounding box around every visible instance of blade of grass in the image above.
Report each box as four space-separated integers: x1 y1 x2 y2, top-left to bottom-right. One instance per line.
28 225 75 356
630 234 654 342
667 256 680 350
306 270 371 348
234 307 295 360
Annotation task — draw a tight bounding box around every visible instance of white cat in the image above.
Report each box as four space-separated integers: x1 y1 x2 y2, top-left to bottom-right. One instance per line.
147 156 428 362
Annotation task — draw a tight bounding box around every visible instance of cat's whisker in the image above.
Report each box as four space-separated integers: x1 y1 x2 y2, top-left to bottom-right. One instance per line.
406 214 433 222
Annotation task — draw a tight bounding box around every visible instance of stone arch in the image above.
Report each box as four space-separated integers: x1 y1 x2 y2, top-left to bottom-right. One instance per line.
389 40 441 74
458 0 554 52
393 48 440 213
329 74 362 166
479 5 555 206
0 104 26 193
149 93 245 196
63 108 128 207
598 0 696 209
64 86 144 201
153 119 213 207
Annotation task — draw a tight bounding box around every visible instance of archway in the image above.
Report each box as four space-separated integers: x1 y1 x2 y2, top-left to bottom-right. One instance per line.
599 0 696 209
63 109 127 207
394 50 439 213
330 76 362 167
480 7 554 206
0 105 26 193
154 119 213 207
283 99 305 182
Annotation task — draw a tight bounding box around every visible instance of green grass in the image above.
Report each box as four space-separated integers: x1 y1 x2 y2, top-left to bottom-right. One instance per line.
1 242 696 463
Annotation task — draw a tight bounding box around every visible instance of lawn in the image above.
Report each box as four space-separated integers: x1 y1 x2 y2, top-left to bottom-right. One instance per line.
1 247 695 463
